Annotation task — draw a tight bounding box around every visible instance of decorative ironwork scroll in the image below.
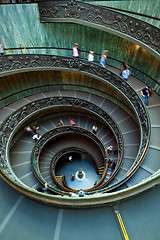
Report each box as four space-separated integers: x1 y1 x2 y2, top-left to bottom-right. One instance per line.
38 1 160 56
0 54 149 153
31 126 107 188
0 96 123 189
0 54 150 190
0 53 151 198
51 146 96 171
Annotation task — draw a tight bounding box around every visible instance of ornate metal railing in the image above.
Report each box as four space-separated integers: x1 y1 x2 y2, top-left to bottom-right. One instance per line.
31 126 108 193
0 95 123 192
38 0 160 59
1 48 159 94
0 54 150 138
0 52 159 94
0 54 155 205
51 146 101 173
1 163 159 207
0 54 150 190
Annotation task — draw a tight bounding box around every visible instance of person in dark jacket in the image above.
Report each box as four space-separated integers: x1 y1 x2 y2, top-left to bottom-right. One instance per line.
141 86 152 106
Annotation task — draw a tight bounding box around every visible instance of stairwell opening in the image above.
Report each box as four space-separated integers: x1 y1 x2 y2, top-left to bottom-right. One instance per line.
55 152 101 190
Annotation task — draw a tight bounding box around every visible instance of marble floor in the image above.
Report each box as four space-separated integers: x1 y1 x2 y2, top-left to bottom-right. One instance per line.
55 153 101 190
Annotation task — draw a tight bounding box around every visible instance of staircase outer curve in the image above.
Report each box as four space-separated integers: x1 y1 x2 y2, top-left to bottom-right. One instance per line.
0 54 152 207
7 91 139 191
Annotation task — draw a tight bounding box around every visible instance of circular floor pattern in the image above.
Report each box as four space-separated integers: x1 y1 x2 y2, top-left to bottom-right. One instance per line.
56 154 101 190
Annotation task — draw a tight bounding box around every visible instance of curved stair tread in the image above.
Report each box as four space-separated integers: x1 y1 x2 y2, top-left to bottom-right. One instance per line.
75 91 92 101
147 106 160 125
0 107 15 123
0 178 23 223
100 98 120 114
4 98 28 111
24 92 46 102
40 159 50 168
77 116 86 128
141 147 160 172
40 151 53 158
19 172 38 188
10 151 31 168
128 76 145 91
109 106 130 122
119 120 140 133
149 127 160 147
123 146 139 158
10 137 34 152
123 131 141 144
120 157 136 169
113 168 129 180
89 94 107 106
125 167 152 187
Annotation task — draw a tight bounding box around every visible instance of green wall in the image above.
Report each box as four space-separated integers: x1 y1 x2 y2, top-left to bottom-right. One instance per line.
0 3 159 91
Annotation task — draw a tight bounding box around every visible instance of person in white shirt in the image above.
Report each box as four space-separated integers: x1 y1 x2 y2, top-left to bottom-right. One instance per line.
33 133 41 142
107 145 113 154
92 125 98 134
88 51 94 62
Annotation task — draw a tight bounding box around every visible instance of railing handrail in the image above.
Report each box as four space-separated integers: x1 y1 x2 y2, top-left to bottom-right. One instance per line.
1 164 160 207
50 146 102 175
0 54 150 202
2 46 159 88
31 125 114 193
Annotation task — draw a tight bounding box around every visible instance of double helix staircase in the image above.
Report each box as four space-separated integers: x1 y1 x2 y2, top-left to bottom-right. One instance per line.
0 1 160 240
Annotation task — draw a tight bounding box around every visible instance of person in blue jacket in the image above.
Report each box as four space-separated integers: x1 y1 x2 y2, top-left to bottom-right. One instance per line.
141 86 152 106
122 66 130 81
100 55 107 68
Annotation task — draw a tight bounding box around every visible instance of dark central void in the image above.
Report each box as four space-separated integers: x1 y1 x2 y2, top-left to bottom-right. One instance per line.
55 152 101 190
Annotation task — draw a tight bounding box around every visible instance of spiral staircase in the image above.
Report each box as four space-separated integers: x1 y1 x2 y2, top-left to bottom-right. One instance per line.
0 1 160 240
